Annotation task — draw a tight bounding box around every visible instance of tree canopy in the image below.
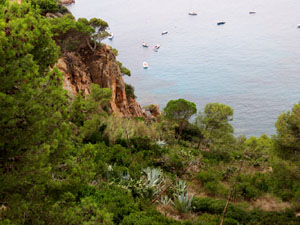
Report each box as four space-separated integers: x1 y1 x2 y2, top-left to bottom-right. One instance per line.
164 98 197 139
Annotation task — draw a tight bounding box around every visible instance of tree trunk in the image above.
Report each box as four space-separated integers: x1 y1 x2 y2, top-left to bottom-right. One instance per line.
178 121 183 140
220 156 245 225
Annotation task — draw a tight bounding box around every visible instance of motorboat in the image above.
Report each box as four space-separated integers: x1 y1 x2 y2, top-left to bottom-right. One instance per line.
249 11 256 14
153 44 160 49
297 24 300 28
161 31 168 35
188 12 197 16
217 22 226 25
142 42 149 47
108 33 114 40
143 62 148 69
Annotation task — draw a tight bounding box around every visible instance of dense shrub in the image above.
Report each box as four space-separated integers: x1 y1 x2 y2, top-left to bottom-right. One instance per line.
79 185 139 224
192 198 249 224
248 209 300 225
121 210 182 225
202 149 232 164
29 0 59 14
118 61 131 76
197 170 220 185
125 83 136 99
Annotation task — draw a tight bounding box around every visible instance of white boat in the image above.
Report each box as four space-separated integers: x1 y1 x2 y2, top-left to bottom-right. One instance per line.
188 12 197 16
297 24 300 28
161 31 168 35
142 42 149 47
108 33 114 40
153 44 160 50
143 62 148 69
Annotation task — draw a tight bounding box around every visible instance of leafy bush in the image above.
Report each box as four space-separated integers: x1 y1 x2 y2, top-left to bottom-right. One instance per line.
203 181 228 197
248 209 300 225
192 197 248 224
202 149 232 164
29 0 59 14
79 185 139 224
125 83 136 99
118 61 131 76
197 170 220 185
121 210 182 225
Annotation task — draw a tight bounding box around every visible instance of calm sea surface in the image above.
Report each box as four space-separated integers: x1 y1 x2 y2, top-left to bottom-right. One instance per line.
67 0 300 136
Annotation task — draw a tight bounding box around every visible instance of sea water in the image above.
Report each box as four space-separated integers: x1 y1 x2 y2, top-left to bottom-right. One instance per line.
67 0 300 136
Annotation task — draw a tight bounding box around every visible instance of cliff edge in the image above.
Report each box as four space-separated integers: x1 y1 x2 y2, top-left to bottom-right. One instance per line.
57 45 147 118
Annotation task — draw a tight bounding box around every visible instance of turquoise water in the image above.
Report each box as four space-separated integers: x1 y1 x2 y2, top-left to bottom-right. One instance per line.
67 0 300 136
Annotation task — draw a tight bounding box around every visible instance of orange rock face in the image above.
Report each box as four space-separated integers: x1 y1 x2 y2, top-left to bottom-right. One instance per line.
56 45 147 118
60 0 75 5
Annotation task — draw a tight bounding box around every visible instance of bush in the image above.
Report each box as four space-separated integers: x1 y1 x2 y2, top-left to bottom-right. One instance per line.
79 185 139 224
233 174 265 200
29 0 59 14
121 210 182 225
203 181 228 197
125 83 136 99
197 170 220 185
192 197 249 224
248 209 300 225
202 150 232 164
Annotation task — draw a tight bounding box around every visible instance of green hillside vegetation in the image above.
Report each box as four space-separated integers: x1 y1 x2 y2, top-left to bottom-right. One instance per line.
0 1 299 224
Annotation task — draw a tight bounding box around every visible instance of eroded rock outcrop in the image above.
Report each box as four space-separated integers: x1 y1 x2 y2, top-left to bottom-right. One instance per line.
61 0 75 5
56 45 147 118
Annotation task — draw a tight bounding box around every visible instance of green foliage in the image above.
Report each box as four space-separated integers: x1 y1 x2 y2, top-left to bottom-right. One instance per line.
50 14 94 52
164 99 197 139
118 61 131 76
70 84 111 129
121 210 182 225
110 46 119 56
50 15 109 52
243 135 271 167
1 2 300 225
192 197 248 224
173 180 193 213
195 103 234 148
27 0 59 14
125 83 136 99
275 101 300 161
192 197 300 225
79 185 139 224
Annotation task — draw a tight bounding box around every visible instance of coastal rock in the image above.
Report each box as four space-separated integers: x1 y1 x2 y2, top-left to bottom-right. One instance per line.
144 104 161 118
57 45 147 118
60 0 75 5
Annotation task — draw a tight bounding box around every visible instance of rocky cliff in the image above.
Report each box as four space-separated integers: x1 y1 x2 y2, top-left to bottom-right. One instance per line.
57 45 147 118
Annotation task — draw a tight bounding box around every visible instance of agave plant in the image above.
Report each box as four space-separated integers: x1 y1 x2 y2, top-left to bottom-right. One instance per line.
176 180 187 195
142 167 164 198
142 167 163 188
173 190 194 213
161 195 173 206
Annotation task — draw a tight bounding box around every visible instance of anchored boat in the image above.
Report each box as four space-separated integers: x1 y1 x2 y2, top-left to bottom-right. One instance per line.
142 42 149 47
143 62 148 69
108 33 114 40
217 22 226 25
188 12 197 16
